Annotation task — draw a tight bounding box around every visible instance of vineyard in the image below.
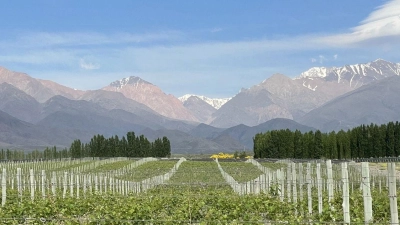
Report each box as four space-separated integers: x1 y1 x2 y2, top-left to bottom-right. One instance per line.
0 157 399 224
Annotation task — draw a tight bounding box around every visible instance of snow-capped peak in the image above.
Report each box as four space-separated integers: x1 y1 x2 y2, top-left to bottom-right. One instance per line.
298 67 331 79
109 76 151 89
297 59 400 90
179 94 231 109
373 58 387 63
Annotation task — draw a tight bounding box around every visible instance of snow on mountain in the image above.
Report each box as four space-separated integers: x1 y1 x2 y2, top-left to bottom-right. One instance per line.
109 76 151 89
297 59 400 90
298 67 331 79
179 94 231 109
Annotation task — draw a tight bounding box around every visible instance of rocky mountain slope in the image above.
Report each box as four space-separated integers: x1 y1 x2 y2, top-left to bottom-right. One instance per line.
180 96 217 123
0 66 84 102
38 79 85 99
0 110 82 148
179 94 231 109
209 59 400 128
0 83 42 123
102 76 198 122
297 75 400 132
298 59 400 88
210 84 292 128
1 59 400 153
294 59 400 103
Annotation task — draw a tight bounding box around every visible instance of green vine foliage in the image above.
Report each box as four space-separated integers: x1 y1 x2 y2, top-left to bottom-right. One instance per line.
0 161 396 224
0 187 397 224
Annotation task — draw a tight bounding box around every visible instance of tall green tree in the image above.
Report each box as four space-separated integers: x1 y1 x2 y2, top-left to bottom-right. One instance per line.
70 139 82 158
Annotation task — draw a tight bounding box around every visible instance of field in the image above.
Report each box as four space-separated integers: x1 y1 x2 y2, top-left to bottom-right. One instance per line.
0 157 399 224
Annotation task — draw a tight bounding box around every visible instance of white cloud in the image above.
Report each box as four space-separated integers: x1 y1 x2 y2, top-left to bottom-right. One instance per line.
0 49 77 65
80 59 100 70
319 0 400 46
0 1 399 97
0 31 183 49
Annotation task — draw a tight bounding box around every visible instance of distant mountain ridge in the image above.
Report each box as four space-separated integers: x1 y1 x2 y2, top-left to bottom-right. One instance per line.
0 66 84 102
211 59 400 127
180 59 400 127
0 83 42 123
179 94 231 109
179 96 217 124
102 76 198 122
109 76 151 89
297 59 400 90
297 75 400 131
1 58 400 153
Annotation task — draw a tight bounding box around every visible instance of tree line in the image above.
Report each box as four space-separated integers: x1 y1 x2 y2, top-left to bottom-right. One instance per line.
0 146 69 161
0 132 171 160
70 132 171 158
253 121 400 159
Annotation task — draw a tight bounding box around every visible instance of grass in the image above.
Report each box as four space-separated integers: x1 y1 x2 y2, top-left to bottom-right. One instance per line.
85 160 134 173
168 160 233 191
259 162 287 170
50 160 95 172
219 161 264 183
119 160 178 182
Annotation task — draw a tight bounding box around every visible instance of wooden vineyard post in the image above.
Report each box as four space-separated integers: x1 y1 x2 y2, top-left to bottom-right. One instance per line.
51 172 56 197
95 175 98 193
2 168 6 207
76 174 80 199
63 172 67 199
70 172 74 198
379 179 382 193
291 163 297 204
104 176 107 193
17 168 22 200
351 181 354 193
341 162 350 224
287 163 292 202
41 170 46 199
268 171 272 194
83 175 87 198
259 173 266 194
124 180 128 195
277 169 284 201
387 162 398 225
98 175 102 194
254 178 260 194
326 160 334 203
30 169 34 201
298 163 304 202
316 163 322 214
306 163 312 215
89 175 93 194
361 162 373 224
109 177 113 194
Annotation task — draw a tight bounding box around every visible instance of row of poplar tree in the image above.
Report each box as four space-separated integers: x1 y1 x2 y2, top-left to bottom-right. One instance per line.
253 121 400 159
0 132 171 160
70 132 171 158
0 147 69 161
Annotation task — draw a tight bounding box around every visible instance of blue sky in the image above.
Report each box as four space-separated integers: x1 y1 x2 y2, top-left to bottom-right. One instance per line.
1 0 400 98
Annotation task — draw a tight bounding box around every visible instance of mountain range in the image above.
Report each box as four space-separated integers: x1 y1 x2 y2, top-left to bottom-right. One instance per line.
1 59 400 153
